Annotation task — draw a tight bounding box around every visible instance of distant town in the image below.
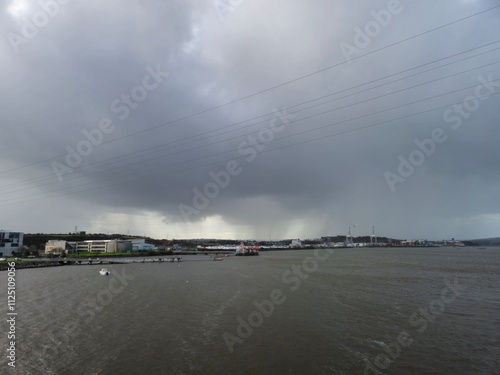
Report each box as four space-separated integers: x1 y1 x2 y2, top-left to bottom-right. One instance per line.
1 229 499 260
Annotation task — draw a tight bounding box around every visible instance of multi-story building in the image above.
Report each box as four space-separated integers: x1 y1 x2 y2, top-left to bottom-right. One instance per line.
130 239 156 251
45 240 76 255
0 230 24 257
74 239 132 253
45 238 155 254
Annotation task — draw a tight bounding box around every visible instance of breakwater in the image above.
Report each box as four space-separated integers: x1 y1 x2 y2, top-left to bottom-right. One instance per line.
0 261 64 271
0 256 186 271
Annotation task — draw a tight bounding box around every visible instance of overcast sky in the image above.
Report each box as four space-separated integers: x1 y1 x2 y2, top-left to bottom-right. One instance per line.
1 0 499 241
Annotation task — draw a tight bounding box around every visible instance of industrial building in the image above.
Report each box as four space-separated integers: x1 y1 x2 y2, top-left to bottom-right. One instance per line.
44 238 155 254
130 239 156 251
74 240 132 253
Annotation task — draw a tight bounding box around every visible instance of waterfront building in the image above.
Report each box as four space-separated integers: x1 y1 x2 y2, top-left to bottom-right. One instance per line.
0 230 24 257
74 239 132 253
45 240 76 255
130 239 156 251
44 238 155 254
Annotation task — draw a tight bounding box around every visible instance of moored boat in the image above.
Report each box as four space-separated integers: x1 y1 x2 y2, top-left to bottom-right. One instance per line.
235 243 260 256
99 268 110 276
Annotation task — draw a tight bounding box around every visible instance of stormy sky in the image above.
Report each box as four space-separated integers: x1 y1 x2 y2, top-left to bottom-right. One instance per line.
1 0 499 240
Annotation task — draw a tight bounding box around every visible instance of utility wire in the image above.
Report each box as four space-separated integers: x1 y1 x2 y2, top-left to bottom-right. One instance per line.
2 42 500 192
2 81 498 206
0 4 498 176
3 57 500 196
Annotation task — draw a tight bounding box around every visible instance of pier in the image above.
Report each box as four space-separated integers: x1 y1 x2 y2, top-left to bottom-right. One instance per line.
0 257 185 271
62 257 184 265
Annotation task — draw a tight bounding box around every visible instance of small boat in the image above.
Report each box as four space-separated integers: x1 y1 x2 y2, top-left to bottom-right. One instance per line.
99 268 110 276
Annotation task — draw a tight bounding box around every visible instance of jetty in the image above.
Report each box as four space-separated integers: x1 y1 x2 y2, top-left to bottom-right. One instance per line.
64 257 183 265
0 257 185 271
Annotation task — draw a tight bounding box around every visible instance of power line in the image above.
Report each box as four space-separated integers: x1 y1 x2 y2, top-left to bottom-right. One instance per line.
1 4 498 176
5 57 499 197
2 42 499 193
2 82 498 206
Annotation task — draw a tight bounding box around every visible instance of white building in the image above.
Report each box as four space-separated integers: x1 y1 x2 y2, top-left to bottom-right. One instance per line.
44 238 155 254
130 239 156 251
291 239 302 248
74 240 132 253
45 240 76 255
0 230 24 257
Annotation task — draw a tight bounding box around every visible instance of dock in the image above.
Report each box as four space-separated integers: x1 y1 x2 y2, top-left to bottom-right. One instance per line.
0 257 185 271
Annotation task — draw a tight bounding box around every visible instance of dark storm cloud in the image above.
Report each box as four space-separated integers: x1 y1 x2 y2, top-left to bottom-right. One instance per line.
1 0 499 239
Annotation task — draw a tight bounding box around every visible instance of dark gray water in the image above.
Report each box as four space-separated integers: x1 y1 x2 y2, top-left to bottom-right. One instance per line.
1 247 499 375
